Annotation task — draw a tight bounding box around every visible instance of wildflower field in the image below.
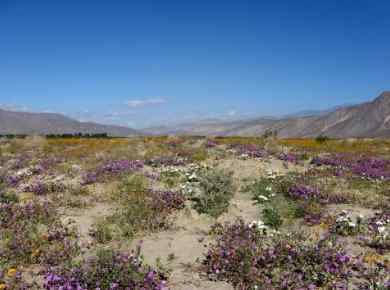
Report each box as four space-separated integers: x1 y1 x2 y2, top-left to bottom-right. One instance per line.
1 136 390 289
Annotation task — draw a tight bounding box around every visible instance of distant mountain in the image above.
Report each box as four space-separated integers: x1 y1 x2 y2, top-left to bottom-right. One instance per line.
283 104 353 118
0 109 140 136
144 92 390 138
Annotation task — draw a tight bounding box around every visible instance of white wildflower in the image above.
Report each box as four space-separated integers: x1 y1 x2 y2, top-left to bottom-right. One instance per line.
258 195 269 201
378 226 386 234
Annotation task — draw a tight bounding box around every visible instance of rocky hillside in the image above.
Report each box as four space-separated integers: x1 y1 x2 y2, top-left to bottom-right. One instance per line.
145 91 390 138
0 109 140 136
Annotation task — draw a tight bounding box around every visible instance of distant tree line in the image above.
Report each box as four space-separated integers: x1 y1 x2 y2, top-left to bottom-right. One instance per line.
0 134 28 139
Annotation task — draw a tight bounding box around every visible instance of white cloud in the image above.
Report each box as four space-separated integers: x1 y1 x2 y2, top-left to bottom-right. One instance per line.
126 97 166 108
0 104 30 112
227 110 237 117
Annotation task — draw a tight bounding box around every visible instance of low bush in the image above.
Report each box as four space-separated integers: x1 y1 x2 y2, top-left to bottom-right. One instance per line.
191 168 234 217
100 176 186 240
262 207 283 230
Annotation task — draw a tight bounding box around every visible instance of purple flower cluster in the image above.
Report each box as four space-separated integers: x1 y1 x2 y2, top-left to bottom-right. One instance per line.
278 153 299 164
8 153 32 170
5 174 23 187
288 185 321 200
351 158 390 180
146 156 186 167
81 160 144 185
150 190 186 212
0 200 53 227
37 156 64 172
289 185 347 204
311 155 390 180
23 178 66 195
99 160 144 175
205 139 218 148
203 219 354 289
43 249 168 290
0 200 78 266
230 144 267 158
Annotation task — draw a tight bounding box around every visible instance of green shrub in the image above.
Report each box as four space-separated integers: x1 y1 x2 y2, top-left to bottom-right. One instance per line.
106 176 185 240
192 168 234 217
113 173 148 201
315 135 330 143
0 191 19 204
241 177 274 204
91 219 114 243
262 207 283 229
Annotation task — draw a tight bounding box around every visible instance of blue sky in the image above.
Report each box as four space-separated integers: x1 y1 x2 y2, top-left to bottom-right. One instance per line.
0 0 389 128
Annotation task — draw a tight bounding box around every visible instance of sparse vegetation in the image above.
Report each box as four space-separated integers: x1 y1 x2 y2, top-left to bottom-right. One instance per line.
1 136 390 288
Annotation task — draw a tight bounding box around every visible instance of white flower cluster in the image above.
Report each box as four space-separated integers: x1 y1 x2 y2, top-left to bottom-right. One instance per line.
336 211 358 228
15 167 33 178
179 163 209 197
249 220 268 230
265 168 280 179
375 219 390 239
248 220 279 236
160 166 182 175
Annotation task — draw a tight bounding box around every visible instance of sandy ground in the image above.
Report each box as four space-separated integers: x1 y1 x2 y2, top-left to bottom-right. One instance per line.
57 156 379 289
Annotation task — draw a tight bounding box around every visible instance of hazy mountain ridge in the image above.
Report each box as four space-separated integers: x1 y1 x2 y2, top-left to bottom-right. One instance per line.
0 109 140 136
144 92 390 138
2 92 390 138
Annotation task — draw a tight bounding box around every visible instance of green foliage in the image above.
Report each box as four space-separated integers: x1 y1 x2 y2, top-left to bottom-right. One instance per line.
113 173 148 200
91 219 114 244
192 168 235 217
111 192 157 239
315 134 330 144
160 168 182 188
104 175 184 240
0 191 19 204
241 177 274 204
190 149 208 162
273 172 300 195
262 207 283 230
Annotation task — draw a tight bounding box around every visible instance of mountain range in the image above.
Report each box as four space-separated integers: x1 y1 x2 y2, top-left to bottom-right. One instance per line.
145 91 390 138
1 91 390 138
0 109 139 136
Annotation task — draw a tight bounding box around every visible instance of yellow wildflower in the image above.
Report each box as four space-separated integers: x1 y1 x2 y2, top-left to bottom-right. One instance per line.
7 268 17 277
363 252 383 265
0 283 6 290
31 249 40 258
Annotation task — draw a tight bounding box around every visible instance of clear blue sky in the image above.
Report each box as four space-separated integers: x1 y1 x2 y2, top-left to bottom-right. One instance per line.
1 0 389 128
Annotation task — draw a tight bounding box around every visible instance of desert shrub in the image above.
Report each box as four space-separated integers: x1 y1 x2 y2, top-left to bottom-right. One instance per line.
43 247 168 290
113 173 148 200
241 177 274 204
262 207 283 230
160 167 182 188
66 184 90 196
191 168 234 217
0 191 18 204
315 134 331 144
91 218 114 244
106 176 186 240
272 172 299 195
